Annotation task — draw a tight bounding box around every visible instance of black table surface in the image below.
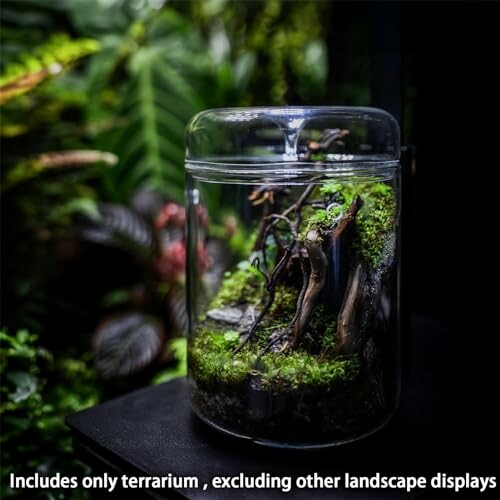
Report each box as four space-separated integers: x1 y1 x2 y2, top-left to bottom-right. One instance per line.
66 316 495 499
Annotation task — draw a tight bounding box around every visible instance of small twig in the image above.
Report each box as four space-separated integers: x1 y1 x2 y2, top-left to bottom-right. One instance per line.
251 255 270 285
234 242 296 354
233 289 275 354
233 184 316 354
269 241 296 289
253 196 273 251
290 250 310 328
256 248 310 358
303 129 350 161
265 214 297 238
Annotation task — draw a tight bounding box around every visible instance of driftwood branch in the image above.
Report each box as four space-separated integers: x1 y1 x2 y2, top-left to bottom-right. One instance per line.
330 195 363 240
238 180 365 355
335 262 368 355
291 229 327 347
303 129 350 161
234 184 316 353
289 196 363 348
290 251 309 328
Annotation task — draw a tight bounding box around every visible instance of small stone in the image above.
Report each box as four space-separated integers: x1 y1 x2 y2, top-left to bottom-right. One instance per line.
239 305 258 331
207 307 243 324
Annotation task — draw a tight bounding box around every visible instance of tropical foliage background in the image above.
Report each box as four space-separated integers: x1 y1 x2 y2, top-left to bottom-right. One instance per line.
1 0 411 497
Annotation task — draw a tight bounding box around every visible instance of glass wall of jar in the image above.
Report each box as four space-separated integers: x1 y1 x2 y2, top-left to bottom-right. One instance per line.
185 107 401 448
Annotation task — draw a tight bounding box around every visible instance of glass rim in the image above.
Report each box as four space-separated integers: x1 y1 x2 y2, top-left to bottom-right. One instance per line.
185 159 400 183
186 104 398 116
185 105 401 166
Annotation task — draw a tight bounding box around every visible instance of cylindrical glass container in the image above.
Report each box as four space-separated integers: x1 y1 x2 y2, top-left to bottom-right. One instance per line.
185 107 400 448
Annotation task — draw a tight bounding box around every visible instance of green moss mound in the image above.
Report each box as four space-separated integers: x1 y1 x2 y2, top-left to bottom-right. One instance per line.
349 183 396 266
208 261 265 309
311 181 397 267
194 264 359 391
190 328 359 391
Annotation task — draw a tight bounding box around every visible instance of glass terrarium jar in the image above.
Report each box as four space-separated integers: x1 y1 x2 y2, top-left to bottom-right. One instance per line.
185 106 401 448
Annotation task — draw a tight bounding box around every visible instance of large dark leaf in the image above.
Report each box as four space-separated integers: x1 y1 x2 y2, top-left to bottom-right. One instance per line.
74 202 154 258
92 312 165 379
130 187 164 223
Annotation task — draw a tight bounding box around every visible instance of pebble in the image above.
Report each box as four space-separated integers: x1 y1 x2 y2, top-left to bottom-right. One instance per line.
207 306 243 324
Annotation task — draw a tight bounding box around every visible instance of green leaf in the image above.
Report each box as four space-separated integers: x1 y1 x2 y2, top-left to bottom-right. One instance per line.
7 371 38 403
0 34 100 104
52 197 100 221
152 337 187 384
95 11 213 203
2 150 117 193
93 313 165 379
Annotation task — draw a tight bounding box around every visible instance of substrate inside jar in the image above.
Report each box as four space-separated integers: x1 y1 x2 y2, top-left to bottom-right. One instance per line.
188 178 399 446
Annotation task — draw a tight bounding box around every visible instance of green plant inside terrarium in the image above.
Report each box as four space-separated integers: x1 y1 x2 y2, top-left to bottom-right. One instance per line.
191 180 396 395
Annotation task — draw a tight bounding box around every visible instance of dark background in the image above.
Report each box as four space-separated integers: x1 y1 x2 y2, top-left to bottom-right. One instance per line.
381 1 499 476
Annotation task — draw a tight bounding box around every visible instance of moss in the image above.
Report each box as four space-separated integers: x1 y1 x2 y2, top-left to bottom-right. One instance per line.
269 285 297 317
208 261 265 309
307 304 337 351
346 183 396 267
301 205 342 237
190 328 257 385
190 325 359 391
260 351 359 390
319 182 343 197
309 152 327 162
303 181 396 267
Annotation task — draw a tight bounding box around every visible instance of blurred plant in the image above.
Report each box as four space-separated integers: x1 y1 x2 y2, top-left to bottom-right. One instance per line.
64 3 236 205
0 1 335 495
0 329 99 499
1 0 245 386
153 336 187 384
0 34 100 105
1 150 117 193
74 192 224 380
183 0 330 105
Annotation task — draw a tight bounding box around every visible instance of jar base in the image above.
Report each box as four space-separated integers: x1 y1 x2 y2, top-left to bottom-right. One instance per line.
190 402 396 450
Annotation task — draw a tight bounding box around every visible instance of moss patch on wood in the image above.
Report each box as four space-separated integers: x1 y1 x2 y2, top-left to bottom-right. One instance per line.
315 181 396 266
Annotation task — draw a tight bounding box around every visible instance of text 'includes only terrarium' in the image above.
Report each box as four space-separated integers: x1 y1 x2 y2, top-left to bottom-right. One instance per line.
185 106 401 448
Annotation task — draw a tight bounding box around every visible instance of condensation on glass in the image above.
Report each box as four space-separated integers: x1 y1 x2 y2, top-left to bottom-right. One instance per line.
185 107 401 448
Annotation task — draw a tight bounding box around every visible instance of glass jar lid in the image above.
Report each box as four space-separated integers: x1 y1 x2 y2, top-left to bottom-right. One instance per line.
185 106 400 181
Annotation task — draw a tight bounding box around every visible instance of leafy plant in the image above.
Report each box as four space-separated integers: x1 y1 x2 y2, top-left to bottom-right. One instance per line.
152 337 188 384
74 194 226 381
93 313 165 379
0 34 100 104
0 329 99 499
1 150 117 193
183 0 330 105
80 8 228 204
0 1 336 495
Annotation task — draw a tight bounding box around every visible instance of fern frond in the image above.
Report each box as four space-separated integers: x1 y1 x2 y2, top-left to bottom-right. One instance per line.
0 34 100 104
100 41 205 202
